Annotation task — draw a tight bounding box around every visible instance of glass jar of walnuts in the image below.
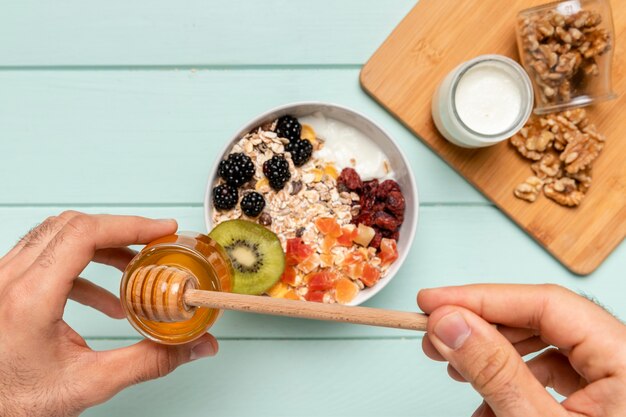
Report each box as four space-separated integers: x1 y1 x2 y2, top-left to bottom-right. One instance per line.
516 0 616 114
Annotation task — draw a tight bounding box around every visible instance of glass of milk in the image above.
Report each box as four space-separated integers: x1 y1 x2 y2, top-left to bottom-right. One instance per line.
432 55 534 148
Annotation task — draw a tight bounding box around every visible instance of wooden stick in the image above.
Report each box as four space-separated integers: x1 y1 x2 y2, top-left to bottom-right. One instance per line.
184 289 428 331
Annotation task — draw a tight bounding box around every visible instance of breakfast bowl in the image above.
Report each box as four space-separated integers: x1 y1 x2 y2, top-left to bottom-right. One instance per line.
204 102 418 306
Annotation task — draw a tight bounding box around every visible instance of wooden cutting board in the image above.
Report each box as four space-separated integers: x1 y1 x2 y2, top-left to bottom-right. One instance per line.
361 0 626 275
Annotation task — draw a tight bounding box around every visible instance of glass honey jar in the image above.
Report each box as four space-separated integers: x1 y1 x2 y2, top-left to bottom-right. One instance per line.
120 232 233 345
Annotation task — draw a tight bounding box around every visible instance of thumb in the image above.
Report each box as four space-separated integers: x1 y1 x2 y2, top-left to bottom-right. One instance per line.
83 333 218 406
426 306 566 417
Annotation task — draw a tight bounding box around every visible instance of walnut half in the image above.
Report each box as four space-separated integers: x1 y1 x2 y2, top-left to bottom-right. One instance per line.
514 176 544 202
510 122 555 161
543 177 585 207
531 153 562 179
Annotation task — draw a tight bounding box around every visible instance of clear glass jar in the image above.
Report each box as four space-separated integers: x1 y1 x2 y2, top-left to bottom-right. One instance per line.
516 0 616 114
432 54 534 148
120 232 233 345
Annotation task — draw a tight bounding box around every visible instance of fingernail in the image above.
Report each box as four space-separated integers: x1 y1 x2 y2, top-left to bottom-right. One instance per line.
157 218 176 224
434 312 471 350
190 339 217 361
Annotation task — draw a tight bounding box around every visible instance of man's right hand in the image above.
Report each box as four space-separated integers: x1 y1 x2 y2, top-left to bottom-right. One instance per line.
418 284 626 416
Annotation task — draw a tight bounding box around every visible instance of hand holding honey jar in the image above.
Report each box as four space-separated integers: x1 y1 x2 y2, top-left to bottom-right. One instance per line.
0 212 218 416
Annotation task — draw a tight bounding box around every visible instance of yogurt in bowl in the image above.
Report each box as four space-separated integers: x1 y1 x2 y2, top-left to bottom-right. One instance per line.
299 112 394 181
204 102 418 306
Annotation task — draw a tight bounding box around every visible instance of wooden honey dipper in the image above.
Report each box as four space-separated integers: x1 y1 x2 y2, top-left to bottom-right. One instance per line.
127 265 428 331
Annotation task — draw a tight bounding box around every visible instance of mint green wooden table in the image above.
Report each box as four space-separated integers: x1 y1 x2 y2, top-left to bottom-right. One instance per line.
1 1 624 416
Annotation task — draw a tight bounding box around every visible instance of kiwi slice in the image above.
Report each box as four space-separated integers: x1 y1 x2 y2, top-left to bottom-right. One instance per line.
209 219 285 295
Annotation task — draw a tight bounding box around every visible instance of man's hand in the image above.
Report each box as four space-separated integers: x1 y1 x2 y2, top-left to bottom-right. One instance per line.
0 211 218 417
418 284 626 417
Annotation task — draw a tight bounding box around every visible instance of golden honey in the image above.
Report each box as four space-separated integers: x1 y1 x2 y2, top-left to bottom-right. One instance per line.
120 232 233 345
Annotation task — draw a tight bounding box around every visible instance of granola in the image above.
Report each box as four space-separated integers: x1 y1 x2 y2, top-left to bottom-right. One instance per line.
211 117 401 303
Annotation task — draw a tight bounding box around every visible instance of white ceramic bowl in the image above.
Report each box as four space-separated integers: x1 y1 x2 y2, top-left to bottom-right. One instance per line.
204 102 418 305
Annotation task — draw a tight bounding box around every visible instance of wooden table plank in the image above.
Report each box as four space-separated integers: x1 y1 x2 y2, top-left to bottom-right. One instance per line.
1 206 622 339
83 338 479 417
0 69 483 204
0 0 414 67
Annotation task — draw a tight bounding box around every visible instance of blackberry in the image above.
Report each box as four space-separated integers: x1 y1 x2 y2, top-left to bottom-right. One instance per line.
263 155 291 190
240 192 266 217
218 153 255 187
212 184 238 210
275 115 301 141
285 139 313 166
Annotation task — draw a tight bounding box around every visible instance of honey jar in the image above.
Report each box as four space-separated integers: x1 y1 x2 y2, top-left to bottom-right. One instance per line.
120 232 233 345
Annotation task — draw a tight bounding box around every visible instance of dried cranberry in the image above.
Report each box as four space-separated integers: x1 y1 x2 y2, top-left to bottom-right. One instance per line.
386 191 405 218
380 229 400 240
362 179 379 196
369 230 383 249
338 168 363 192
373 211 400 231
372 211 385 221
360 195 374 211
354 211 374 226
376 179 401 198
371 202 386 213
